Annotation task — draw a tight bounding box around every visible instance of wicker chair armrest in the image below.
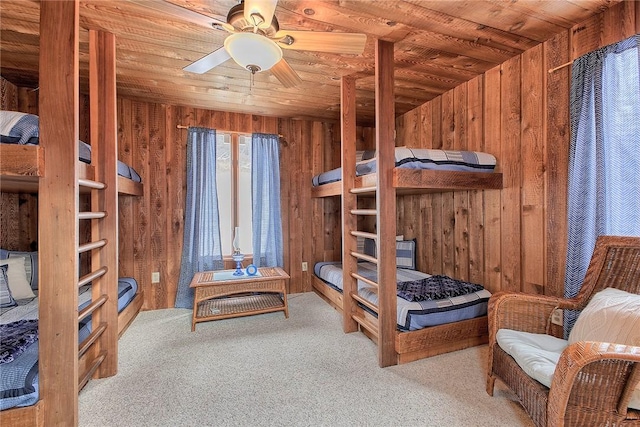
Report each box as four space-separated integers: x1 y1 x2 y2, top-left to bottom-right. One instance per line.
488 291 575 336
547 341 640 425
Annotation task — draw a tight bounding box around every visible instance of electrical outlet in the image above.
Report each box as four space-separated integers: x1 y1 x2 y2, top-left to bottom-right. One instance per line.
151 272 160 283
301 262 308 272
551 308 563 326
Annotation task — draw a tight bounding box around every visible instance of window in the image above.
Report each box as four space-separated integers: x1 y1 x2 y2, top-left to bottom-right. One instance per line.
216 132 253 256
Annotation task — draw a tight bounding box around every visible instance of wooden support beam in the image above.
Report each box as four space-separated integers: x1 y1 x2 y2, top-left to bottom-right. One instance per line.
89 29 119 378
340 75 359 333
375 39 397 368
38 1 80 425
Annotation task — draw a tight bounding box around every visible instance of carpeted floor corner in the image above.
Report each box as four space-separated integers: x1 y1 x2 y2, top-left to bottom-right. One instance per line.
79 292 533 427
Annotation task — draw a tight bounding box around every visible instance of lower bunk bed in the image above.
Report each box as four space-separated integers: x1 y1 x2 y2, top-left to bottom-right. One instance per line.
313 261 491 364
0 277 142 412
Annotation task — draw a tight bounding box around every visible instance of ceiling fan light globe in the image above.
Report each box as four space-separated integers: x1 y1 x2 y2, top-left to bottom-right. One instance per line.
224 32 282 72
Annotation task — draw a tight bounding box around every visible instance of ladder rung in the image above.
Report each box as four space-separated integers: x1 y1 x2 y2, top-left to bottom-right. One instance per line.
78 322 107 358
78 239 107 254
352 272 379 289
350 186 377 194
350 209 377 216
351 292 378 314
351 230 377 240
78 178 106 190
78 266 108 287
78 211 106 220
350 251 377 264
78 294 108 323
79 350 107 390
352 312 378 339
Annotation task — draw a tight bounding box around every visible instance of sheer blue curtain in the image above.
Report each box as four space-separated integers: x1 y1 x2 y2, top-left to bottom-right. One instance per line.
564 35 640 332
251 133 283 267
175 127 224 308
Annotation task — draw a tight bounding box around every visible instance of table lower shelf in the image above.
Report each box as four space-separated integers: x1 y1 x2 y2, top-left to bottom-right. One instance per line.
194 293 286 327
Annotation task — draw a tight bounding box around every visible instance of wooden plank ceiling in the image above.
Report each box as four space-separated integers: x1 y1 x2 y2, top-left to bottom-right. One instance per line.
0 0 621 125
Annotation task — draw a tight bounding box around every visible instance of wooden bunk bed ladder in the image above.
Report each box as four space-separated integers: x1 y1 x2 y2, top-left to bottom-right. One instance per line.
77 172 117 389
340 40 398 368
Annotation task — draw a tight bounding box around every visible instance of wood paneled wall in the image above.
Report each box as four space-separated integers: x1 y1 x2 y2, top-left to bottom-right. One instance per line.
1 1 635 309
394 1 638 296
115 102 374 309
1 76 372 310
1 79 39 250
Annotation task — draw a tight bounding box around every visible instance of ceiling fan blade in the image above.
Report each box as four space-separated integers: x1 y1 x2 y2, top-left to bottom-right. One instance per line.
270 59 302 88
244 0 278 30
275 31 367 55
184 47 231 74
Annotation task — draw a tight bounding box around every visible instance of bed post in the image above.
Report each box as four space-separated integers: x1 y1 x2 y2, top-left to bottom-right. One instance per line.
375 39 397 368
38 1 80 425
341 76 359 334
89 29 119 378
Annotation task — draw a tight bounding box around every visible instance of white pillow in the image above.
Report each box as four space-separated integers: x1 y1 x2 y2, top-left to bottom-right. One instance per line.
569 287 640 346
0 257 36 300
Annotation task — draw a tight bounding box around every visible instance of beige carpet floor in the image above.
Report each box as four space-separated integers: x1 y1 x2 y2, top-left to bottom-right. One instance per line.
79 292 534 427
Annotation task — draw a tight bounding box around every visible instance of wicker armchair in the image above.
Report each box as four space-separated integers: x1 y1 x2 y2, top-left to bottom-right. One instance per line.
486 235 640 427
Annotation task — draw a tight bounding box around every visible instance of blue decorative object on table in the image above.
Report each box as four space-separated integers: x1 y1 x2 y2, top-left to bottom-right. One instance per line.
246 264 258 276
232 252 245 276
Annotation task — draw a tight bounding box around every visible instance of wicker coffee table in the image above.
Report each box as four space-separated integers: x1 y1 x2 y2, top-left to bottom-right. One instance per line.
189 266 290 331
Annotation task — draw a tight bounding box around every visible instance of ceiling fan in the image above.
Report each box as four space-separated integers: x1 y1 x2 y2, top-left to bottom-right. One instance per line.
174 0 367 88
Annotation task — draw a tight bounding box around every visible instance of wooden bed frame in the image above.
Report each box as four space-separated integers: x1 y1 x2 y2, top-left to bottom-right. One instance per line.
0 3 142 425
312 40 500 367
312 276 488 364
311 168 502 198
0 144 143 196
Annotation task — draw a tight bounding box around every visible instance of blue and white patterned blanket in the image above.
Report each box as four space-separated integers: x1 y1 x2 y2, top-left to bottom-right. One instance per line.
0 320 38 364
0 278 139 410
397 275 484 302
315 261 491 331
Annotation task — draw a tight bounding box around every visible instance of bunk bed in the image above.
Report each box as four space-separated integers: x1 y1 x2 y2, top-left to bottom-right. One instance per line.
0 3 142 425
0 277 140 410
311 147 502 198
312 40 503 367
0 111 143 197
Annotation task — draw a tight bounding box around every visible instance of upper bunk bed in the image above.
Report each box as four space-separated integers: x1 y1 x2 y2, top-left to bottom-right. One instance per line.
311 147 503 198
0 112 143 196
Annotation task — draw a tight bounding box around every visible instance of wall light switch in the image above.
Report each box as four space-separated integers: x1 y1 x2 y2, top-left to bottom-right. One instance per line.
151 272 160 283
302 262 308 272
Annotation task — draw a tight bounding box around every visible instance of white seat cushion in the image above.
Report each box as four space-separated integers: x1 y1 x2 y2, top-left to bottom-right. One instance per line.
496 328 640 410
496 329 568 388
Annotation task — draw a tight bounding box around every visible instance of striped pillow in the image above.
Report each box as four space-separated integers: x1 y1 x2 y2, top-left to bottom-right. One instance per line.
0 265 17 308
395 240 416 270
362 238 417 270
